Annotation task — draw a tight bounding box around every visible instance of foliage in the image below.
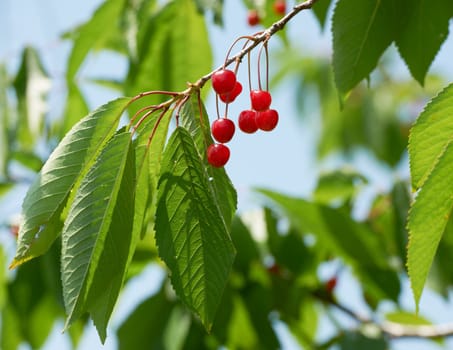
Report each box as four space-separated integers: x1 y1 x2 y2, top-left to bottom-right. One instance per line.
1 0 453 349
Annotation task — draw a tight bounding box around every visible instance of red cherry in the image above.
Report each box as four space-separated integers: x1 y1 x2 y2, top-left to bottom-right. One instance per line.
219 82 243 103
326 277 338 293
212 69 237 95
273 0 286 15
238 110 258 133
247 9 260 26
207 143 230 167
256 109 279 131
211 118 235 143
250 90 272 111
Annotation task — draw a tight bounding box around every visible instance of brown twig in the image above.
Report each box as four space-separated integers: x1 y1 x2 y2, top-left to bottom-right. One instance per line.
315 291 453 339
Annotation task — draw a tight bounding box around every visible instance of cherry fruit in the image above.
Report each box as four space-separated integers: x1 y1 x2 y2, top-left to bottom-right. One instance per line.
211 118 235 143
238 110 258 133
247 9 260 26
212 69 237 95
207 143 230 167
250 90 272 111
326 277 338 293
219 81 243 103
256 109 279 131
273 0 286 15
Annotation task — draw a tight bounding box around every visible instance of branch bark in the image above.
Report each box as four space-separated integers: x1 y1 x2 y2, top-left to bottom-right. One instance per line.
322 294 453 339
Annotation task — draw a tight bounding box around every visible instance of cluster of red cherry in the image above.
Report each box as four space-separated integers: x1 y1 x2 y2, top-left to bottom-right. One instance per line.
248 0 286 26
207 69 279 167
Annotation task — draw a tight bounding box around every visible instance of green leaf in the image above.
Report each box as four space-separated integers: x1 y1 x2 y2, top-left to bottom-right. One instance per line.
312 0 332 29
11 97 130 268
11 151 43 172
409 83 453 189
13 47 50 149
385 311 431 326
155 127 235 330
395 0 452 85
408 141 453 309
60 82 89 136
339 332 387 350
259 189 399 301
194 0 224 24
132 108 171 240
0 247 6 310
127 0 212 98
60 130 135 342
332 0 396 95
313 169 366 204
118 288 175 350
407 84 453 308
66 0 124 80
226 296 259 349
181 95 237 228
230 216 260 275
0 64 10 177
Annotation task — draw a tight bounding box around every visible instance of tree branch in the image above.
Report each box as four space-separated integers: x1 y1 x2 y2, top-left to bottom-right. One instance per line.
186 0 321 93
319 294 453 339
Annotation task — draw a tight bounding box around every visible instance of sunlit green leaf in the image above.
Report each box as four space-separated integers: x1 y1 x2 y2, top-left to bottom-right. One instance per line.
155 127 235 330
127 0 212 99
409 83 453 189
408 141 453 309
61 130 135 341
11 97 131 268
407 83 453 308
66 0 124 80
386 311 431 326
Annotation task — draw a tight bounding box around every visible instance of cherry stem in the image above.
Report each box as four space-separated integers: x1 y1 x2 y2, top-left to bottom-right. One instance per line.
131 108 159 137
146 107 170 148
265 42 269 92
174 95 190 127
223 35 259 69
186 0 320 93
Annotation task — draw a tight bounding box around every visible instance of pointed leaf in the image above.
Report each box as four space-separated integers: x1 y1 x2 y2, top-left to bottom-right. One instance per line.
332 0 396 95
155 127 235 330
66 0 124 80
118 289 174 350
133 109 171 240
60 82 89 136
61 130 135 342
11 97 131 268
13 47 51 148
409 83 453 189
181 95 237 228
395 0 452 85
259 189 400 301
312 0 333 29
127 0 212 98
408 142 453 309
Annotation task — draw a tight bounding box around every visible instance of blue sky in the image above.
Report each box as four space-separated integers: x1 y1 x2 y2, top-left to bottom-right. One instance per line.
1 1 453 349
